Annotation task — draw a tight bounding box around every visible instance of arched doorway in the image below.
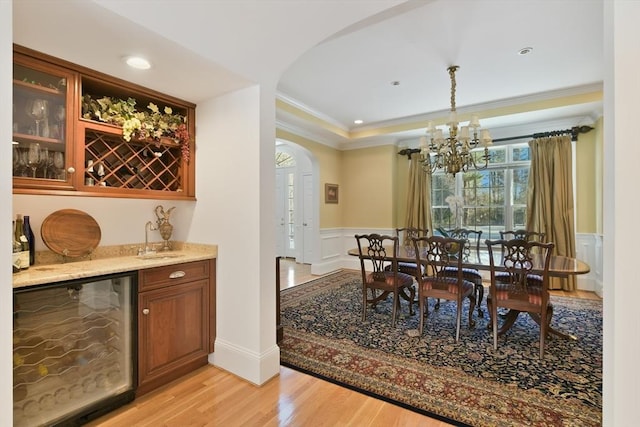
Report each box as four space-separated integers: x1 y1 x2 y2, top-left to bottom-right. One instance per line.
275 140 319 265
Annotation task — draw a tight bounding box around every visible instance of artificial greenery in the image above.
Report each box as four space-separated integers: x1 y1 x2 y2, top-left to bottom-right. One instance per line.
81 95 190 162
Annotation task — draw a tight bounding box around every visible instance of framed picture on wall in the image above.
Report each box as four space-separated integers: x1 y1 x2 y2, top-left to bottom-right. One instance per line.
325 183 339 204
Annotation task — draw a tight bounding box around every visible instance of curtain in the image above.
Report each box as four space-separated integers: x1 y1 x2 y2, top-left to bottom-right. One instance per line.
403 154 433 245
526 135 576 290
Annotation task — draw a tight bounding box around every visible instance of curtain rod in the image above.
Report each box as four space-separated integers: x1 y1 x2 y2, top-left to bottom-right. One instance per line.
492 125 594 143
397 125 594 159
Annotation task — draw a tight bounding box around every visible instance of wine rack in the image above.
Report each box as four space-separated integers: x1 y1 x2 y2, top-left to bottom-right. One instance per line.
83 125 183 192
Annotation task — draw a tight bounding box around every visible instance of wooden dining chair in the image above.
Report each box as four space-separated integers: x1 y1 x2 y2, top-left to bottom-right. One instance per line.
385 227 429 281
486 238 555 358
438 228 485 317
354 234 416 327
495 230 546 284
411 235 476 341
499 229 546 242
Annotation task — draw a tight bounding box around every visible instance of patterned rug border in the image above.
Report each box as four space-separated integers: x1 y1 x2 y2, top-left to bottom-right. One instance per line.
281 328 600 427
279 357 470 426
280 270 602 426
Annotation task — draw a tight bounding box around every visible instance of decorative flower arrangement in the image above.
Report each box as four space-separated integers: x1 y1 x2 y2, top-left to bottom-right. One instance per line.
81 95 191 162
445 195 464 228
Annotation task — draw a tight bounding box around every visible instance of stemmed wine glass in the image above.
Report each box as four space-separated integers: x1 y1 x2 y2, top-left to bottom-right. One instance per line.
12 146 20 176
38 147 50 178
26 99 49 137
27 143 40 178
55 105 65 140
18 148 28 177
53 151 65 180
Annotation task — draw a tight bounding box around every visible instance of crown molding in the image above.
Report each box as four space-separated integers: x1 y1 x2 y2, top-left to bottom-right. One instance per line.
275 83 603 151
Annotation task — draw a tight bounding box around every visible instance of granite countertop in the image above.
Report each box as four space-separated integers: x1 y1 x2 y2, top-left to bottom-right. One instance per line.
13 242 217 289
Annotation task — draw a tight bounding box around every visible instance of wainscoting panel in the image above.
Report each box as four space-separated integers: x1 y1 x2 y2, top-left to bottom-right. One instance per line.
311 228 350 275
575 233 603 296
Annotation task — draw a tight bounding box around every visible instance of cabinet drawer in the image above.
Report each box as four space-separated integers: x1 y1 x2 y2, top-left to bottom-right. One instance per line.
138 260 210 292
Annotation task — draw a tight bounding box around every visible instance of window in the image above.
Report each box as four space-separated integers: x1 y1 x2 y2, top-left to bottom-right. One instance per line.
431 143 530 240
276 150 296 251
276 151 295 168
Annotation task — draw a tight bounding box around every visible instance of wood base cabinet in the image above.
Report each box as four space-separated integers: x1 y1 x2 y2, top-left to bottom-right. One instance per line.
137 259 215 396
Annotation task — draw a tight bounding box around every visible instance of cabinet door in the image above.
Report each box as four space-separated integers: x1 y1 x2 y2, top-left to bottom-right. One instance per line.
13 53 76 191
138 279 209 394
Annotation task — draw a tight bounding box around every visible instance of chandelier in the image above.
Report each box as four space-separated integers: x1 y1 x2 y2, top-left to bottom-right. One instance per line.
420 66 492 176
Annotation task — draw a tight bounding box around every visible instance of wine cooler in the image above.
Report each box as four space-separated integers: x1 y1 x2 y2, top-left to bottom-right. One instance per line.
13 272 136 426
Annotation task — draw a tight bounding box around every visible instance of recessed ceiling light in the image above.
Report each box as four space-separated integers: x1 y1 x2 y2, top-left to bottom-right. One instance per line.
518 47 533 56
354 119 364 125
124 56 151 70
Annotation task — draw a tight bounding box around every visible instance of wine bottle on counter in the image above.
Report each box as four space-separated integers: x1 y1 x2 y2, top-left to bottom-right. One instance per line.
12 220 22 273
23 215 35 266
13 215 29 270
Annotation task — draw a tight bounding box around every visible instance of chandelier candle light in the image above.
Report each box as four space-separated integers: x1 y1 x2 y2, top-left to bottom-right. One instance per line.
420 66 492 176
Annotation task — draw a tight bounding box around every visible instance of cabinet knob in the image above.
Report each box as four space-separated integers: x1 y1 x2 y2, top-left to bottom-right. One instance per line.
67 166 76 174
169 271 186 279
142 308 150 315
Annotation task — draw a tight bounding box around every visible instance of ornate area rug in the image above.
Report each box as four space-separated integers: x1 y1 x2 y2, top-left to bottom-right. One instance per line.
280 270 602 426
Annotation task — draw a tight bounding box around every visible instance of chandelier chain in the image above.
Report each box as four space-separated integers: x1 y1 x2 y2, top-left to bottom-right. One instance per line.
448 66 458 112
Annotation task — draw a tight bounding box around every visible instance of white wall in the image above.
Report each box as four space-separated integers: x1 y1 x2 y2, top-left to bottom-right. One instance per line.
13 195 196 249
1 1 13 421
603 2 639 425
194 85 279 384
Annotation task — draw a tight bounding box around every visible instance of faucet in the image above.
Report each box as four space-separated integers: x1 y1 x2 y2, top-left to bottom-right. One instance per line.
143 221 158 254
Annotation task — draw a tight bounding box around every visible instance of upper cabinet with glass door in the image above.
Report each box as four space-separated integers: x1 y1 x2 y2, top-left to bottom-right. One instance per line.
13 52 75 191
12 45 196 200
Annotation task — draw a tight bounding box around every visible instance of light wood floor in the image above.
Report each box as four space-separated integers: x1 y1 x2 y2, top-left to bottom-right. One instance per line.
88 365 449 427
89 259 599 426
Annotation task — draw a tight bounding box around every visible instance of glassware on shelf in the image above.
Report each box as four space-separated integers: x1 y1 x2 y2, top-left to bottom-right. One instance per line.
39 147 50 178
56 105 66 140
53 151 65 180
26 99 49 137
27 143 40 178
17 148 29 177
13 146 21 176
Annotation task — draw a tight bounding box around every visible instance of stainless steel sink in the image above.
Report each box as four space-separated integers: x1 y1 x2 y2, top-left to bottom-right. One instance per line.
137 252 184 260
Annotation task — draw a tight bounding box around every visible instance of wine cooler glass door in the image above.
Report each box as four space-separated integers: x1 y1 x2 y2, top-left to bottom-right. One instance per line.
13 272 135 427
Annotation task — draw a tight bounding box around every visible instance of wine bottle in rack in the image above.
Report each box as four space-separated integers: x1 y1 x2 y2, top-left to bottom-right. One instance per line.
85 159 95 186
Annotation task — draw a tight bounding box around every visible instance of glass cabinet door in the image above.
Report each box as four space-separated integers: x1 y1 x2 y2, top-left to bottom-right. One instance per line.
12 57 74 189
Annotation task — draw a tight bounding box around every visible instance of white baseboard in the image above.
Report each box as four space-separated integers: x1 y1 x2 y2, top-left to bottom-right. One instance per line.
210 338 280 385
310 260 342 275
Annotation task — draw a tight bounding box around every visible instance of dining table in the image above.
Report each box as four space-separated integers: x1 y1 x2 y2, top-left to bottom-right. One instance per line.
348 244 591 340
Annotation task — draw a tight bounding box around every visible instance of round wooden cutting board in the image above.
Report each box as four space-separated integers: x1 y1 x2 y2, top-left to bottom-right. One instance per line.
41 209 101 258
